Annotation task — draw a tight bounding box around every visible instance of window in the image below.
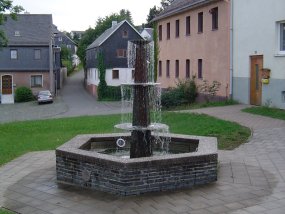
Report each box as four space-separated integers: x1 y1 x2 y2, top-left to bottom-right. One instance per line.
198 59 203 79
279 22 285 53
175 20 180 37
186 59 190 78
34 49 41 60
166 60 170 78
167 22 170 39
186 16 191 36
198 12 203 33
67 45 71 49
31 75 43 87
122 30 128 38
58 37 62 42
211 7 218 30
159 25 162 41
10 49 18 59
117 49 127 58
159 61 162 77
132 70 135 79
14 31 20 36
112 70 119 79
175 60 179 78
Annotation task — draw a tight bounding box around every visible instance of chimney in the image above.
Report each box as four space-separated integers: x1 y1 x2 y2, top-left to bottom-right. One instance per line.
112 21 118 28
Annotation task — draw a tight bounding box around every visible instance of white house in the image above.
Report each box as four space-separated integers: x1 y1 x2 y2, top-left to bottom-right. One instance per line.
141 28 153 41
85 20 144 97
232 0 285 108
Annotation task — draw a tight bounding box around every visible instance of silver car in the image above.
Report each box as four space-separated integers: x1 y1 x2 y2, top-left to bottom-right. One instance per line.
37 90 53 104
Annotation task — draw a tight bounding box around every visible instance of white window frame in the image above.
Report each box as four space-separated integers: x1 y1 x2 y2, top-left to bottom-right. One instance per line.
30 75 43 88
277 21 285 55
10 49 18 59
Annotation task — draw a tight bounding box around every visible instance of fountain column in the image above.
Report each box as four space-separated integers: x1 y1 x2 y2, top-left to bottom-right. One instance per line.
130 40 152 158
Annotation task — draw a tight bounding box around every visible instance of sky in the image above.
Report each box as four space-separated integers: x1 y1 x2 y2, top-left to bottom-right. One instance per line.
12 0 162 32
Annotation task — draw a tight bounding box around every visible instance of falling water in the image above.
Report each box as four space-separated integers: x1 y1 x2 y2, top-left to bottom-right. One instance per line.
114 40 170 157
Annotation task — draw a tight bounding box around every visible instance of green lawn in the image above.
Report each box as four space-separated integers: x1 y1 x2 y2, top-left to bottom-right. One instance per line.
0 113 250 166
0 209 14 214
164 100 238 111
242 106 285 120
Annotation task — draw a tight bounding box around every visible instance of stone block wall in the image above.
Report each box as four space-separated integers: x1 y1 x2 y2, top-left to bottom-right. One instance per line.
56 134 218 196
56 154 217 196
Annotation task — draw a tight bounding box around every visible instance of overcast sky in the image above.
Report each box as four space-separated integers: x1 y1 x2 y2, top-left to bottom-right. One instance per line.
12 0 161 32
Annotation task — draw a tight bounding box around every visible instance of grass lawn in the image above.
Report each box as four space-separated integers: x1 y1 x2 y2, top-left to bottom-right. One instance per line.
242 106 285 120
0 209 14 214
163 100 238 111
0 113 250 166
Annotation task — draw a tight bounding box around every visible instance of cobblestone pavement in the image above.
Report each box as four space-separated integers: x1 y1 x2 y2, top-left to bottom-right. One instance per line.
0 98 68 124
56 70 124 118
1 105 285 213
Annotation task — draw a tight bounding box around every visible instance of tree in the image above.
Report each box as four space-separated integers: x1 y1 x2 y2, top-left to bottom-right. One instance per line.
145 6 162 28
0 0 24 47
119 9 133 24
60 45 71 60
77 9 133 67
160 0 175 9
145 0 175 27
97 52 107 100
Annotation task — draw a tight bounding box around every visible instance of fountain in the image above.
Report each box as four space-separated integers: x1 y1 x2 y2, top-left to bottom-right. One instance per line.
56 40 218 196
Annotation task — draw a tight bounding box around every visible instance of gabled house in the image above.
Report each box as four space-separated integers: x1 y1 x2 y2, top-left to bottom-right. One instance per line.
0 14 60 104
85 20 144 97
70 31 84 40
141 28 154 41
52 25 80 67
152 0 231 98
53 25 77 56
232 0 285 109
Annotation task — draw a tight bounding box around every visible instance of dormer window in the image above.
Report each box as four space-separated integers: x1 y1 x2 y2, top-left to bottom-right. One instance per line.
14 31 20 36
122 30 128 38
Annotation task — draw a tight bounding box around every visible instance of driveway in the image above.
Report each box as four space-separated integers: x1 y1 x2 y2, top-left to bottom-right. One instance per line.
0 70 123 123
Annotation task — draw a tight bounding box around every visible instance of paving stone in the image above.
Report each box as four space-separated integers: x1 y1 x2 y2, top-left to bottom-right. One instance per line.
205 205 231 213
1 105 285 213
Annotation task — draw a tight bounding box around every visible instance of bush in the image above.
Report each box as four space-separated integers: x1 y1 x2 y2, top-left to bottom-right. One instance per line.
15 87 34 103
98 85 121 101
161 77 198 108
62 60 74 76
177 78 197 104
161 88 184 108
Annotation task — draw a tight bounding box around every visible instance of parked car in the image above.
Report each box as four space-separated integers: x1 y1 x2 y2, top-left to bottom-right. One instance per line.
37 90 53 104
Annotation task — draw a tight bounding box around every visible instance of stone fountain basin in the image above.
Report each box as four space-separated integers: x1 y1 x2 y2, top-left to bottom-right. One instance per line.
56 133 218 196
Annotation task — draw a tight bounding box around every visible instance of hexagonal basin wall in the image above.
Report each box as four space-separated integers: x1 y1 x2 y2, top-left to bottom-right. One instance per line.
56 133 218 196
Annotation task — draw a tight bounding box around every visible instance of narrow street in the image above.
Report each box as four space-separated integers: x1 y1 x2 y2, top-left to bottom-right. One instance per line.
59 70 122 117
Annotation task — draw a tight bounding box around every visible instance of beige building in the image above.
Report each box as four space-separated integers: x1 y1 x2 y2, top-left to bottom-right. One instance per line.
153 0 231 98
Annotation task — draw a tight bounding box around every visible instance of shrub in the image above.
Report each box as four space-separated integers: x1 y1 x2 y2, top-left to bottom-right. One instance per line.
161 87 185 108
177 77 198 104
161 77 198 108
15 87 34 103
62 60 74 76
98 84 121 101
